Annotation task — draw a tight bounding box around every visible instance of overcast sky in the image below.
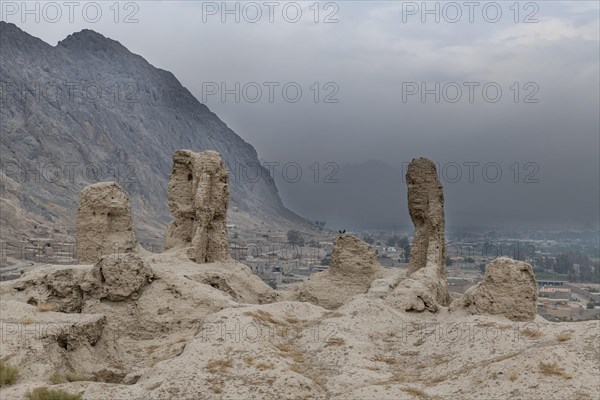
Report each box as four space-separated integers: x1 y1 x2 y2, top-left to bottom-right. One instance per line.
3 1 599 230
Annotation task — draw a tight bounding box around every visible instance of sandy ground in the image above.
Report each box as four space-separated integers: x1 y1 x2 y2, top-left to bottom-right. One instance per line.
0 252 598 400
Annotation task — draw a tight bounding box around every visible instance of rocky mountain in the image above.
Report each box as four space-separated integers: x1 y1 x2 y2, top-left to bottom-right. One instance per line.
0 22 306 247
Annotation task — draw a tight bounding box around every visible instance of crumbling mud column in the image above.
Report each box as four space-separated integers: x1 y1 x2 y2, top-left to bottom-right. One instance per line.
386 158 451 311
164 150 230 263
76 182 138 263
406 157 446 275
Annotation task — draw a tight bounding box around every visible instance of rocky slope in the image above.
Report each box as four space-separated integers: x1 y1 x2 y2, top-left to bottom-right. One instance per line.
0 22 305 247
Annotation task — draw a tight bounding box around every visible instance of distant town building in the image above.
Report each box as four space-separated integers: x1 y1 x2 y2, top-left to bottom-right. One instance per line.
538 287 571 300
537 280 566 287
270 271 282 286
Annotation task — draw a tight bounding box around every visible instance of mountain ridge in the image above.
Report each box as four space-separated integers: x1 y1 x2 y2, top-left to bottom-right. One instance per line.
0 22 308 247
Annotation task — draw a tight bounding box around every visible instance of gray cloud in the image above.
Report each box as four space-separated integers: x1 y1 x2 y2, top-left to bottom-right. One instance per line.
3 1 599 229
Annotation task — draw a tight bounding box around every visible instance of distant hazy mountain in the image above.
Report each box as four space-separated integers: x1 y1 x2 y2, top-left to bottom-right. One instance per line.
275 159 408 231
0 22 306 247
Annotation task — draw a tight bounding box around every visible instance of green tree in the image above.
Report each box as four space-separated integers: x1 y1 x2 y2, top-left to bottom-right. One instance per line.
580 264 593 282
401 237 411 263
592 264 600 283
313 221 327 231
287 230 305 247
542 256 555 272
403 244 411 263
554 253 574 274
362 234 374 245
587 301 595 309
386 235 401 247
398 236 409 248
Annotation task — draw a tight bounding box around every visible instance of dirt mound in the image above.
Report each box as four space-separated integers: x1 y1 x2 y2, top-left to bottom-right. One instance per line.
81 253 154 302
284 234 385 309
450 257 538 321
